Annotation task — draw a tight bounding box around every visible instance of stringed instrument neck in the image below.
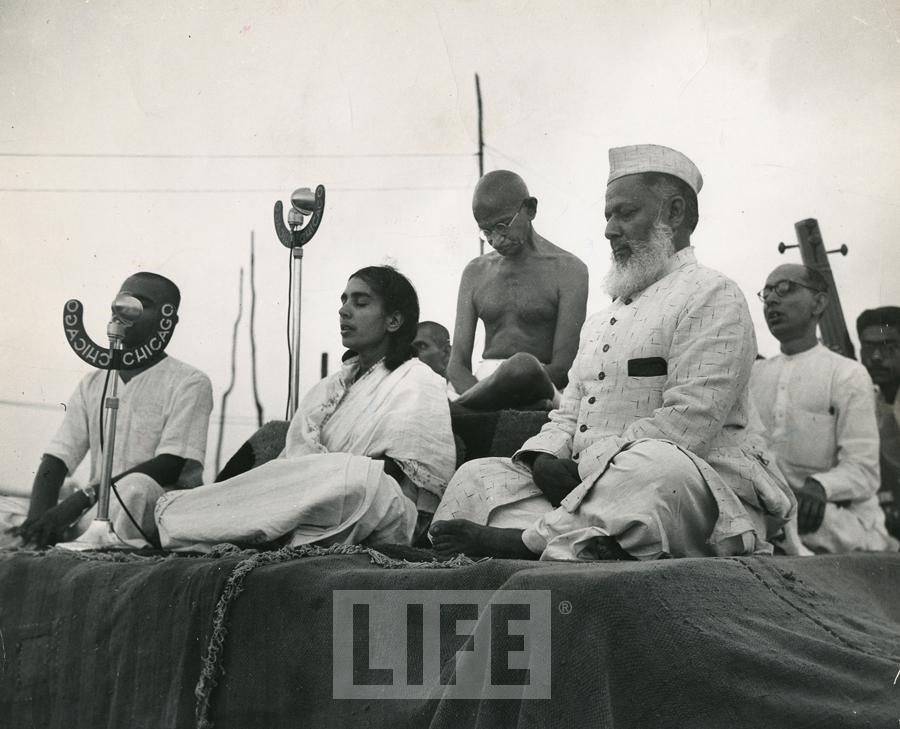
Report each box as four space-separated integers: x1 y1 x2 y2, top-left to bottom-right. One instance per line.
793 218 855 359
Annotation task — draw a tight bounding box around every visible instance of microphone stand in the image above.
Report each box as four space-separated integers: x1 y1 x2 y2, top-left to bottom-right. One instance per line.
58 314 136 550
274 185 326 419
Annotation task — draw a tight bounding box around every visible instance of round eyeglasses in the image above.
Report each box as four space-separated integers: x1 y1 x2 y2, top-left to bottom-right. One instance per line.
757 279 824 302
478 204 524 243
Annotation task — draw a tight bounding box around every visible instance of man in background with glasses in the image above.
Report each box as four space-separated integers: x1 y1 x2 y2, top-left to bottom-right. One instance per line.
856 306 900 541
749 264 896 553
446 170 588 411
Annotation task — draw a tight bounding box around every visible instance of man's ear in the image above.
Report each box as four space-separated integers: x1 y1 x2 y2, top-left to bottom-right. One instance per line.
664 195 686 230
812 292 829 319
524 196 538 220
386 312 403 333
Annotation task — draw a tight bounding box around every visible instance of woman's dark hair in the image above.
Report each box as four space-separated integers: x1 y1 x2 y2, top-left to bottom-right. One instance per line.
348 265 420 371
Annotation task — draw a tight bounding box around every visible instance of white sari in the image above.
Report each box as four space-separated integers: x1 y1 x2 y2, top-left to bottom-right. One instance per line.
156 357 455 551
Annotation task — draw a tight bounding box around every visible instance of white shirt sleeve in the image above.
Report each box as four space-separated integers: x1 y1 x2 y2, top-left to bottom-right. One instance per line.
811 364 880 503
155 371 214 465
44 375 93 476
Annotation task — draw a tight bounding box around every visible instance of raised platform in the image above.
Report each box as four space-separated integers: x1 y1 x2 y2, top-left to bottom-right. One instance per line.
1 547 898 728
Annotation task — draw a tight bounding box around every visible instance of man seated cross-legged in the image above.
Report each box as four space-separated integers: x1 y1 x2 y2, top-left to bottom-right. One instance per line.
431 145 795 561
446 170 589 411
749 265 897 554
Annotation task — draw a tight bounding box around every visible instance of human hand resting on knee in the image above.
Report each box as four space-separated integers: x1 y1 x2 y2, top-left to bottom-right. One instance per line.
529 453 581 507
796 477 827 533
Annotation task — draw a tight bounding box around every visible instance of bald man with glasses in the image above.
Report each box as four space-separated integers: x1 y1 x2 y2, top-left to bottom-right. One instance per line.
749 263 897 553
446 170 589 411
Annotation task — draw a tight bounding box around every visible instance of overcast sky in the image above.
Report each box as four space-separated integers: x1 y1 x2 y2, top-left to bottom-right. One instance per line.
2 0 899 489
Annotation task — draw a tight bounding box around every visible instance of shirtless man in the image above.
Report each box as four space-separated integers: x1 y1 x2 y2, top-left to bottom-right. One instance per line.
446 170 589 411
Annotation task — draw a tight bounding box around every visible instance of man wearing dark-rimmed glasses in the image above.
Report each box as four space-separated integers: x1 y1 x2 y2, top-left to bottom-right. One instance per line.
749 263 897 553
446 169 588 411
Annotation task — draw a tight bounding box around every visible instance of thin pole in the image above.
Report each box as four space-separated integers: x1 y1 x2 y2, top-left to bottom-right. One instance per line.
475 73 485 255
214 267 244 473
95 363 121 521
249 231 264 426
288 246 304 418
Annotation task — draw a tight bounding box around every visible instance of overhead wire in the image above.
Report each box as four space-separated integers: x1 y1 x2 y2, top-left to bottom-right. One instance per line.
0 186 473 194
0 151 476 159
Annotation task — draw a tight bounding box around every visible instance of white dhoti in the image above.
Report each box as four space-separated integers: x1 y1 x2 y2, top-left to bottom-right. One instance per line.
434 440 750 560
154 357 455 553
156 454 416 552
801 502 899 554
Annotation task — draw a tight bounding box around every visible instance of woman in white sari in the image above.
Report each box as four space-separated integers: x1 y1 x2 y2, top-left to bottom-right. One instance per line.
155 266 456 551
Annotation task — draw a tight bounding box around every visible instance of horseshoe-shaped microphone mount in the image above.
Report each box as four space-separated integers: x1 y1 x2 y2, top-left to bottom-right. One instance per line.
274 185 326 249
62 299 178 370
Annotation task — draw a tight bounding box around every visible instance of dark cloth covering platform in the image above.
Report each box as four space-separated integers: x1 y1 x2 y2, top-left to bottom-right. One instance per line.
1 546 898 729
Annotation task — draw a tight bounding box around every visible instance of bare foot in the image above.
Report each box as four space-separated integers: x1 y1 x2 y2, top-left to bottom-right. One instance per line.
430 519 537 559
590 535 638 561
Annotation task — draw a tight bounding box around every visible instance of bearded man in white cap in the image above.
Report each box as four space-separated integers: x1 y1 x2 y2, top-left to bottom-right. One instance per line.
430 144 795 561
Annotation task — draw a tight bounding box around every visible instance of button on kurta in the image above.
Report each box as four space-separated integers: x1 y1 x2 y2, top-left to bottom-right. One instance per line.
579 424 588 432
602 344 610 352
598 372 606 380
624 298 632 305
588 396 596 404
610 317 617 325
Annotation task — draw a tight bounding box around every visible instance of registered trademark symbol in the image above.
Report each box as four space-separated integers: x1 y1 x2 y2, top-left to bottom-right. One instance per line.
558 600 572 615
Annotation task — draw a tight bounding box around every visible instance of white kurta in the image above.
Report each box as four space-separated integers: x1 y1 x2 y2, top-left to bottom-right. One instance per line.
750 344 897 553
435 247 795 560
156 357 456 551
47 355 213 484
0 356 213 548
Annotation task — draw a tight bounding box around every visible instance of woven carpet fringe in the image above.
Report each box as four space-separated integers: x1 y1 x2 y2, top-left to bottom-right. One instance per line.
194 543 483 729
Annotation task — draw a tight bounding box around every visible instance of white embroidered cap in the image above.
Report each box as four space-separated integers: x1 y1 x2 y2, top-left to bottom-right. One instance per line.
607 144 703 195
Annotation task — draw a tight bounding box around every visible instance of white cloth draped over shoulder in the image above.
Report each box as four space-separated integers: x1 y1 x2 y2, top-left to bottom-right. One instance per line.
156 357 456 551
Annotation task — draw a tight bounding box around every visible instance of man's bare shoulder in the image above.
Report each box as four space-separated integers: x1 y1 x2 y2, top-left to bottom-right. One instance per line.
535 238 589 281
460 252 501 280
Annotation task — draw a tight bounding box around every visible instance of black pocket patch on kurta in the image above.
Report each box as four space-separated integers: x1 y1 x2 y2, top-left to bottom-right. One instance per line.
628 357 668 377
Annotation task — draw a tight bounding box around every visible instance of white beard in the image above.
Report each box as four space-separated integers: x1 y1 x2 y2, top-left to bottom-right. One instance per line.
602 223 676 300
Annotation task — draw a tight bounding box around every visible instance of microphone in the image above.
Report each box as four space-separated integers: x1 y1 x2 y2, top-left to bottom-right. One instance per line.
108 294 143 340
288 187 316 230
111 294 143 323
